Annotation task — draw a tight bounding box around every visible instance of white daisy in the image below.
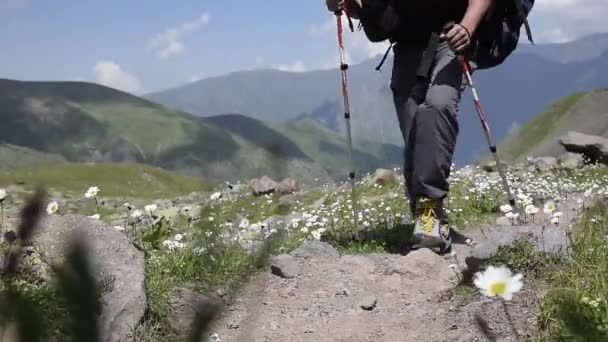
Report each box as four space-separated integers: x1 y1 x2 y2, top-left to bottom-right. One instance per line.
84 186 99 199
474 266 523 300
500 204 513 213
0 188 6 202
144 204 158 213
46 201 59 215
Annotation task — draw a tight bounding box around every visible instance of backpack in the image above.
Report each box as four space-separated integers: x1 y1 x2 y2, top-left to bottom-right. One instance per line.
354 0 535 71
472 0 535 70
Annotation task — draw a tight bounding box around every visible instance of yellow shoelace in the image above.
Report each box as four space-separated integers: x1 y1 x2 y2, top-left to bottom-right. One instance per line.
419 200 437 235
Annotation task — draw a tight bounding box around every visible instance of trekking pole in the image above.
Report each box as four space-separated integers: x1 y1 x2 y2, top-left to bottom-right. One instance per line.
457 55 519 213
334 9 356 188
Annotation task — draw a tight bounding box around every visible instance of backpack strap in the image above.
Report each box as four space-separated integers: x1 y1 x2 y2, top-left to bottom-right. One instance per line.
513 0 534 44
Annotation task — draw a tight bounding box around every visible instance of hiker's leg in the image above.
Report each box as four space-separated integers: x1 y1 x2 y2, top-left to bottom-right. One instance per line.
411 41 464 202
390 44 426 217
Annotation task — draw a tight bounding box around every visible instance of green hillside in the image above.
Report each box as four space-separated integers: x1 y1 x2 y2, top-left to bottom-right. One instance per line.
273 119 401 178
495 89 608 162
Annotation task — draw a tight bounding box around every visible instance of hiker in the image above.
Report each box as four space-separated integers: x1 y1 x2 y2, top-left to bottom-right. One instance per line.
325 0 494 253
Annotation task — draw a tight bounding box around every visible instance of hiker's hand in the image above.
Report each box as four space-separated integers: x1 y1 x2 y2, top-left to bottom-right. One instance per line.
325 0 362 16
326 0 343 12
441 23 472 53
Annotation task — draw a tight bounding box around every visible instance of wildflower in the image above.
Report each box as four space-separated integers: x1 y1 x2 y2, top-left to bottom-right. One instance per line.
500 204 513 213
46 201 59 215
145 204 158 213
524 204 539 215
543 201 556 214
550 217 560 225
210 192 222 200
0 188 6 202
89 214 101 220
239 218 250 229
85 186 99 199
505 212 519 220
131 210 143 219
474 266 523 300
123 202 133 210
311 230 322 240
113 226 125 231
448 264 458 270
174 234 184 241
553 211 563 218
208 216 215 222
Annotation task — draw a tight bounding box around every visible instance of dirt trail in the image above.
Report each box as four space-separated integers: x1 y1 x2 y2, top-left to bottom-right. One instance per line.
211 236 539 342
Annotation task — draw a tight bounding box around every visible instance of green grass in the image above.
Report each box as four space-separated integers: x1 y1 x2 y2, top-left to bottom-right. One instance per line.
0 163 213 199
497 92 586 161
537 201 608 341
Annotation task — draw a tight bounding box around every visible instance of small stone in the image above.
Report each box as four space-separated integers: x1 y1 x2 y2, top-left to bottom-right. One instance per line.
496 216 511 226
291 240 340 259
559 152 584 170
270 254 299 279
359 294 378 311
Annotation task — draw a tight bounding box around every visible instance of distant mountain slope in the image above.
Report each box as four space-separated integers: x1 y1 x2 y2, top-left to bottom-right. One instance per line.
146 33 608 165
496 88 608 162
205 114 401 180
0 143 66 171
0 79 400 184
516 33 608 63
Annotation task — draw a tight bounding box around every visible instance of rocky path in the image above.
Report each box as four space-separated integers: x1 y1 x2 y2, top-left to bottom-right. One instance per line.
209 196 582 342
210 235 543 342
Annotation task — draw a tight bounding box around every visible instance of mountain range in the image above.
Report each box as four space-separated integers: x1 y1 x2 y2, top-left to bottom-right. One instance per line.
0 78 400 184
146 33 608 165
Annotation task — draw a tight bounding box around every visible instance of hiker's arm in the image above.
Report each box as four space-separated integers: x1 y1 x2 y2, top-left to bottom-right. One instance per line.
442 0 494 52
460 0 494 36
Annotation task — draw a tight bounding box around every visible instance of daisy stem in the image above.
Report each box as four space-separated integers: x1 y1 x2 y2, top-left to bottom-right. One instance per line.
501 298 521 341
0 202 3 230
94 196 100 214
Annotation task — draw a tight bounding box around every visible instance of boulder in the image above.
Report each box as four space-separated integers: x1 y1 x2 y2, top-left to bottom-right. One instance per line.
168 287 221 339
35 214 146 342
276 178 300 196
470 224 569 261
369 168 398 186
249 176 278 196
482 160 508 173
559 131 608 165
534 156 558 172
270 254 299 279
291 240 340 259
558 152 585 170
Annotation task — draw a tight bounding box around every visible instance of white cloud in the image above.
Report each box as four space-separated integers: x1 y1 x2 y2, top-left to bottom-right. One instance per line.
528 0 608 43
275 60 307 73
93 60 145 94
149 13 211 59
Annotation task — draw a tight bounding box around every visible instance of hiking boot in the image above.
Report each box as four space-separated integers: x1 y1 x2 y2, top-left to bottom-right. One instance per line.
411 197 451 254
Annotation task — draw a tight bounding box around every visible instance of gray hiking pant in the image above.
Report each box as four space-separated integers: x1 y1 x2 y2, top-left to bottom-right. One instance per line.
390 40 465 216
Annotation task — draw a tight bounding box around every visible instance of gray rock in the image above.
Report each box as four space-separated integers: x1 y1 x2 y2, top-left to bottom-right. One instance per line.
169 287 221 338
270 254 299 279
559 131 608 165
559 152 585 170
291 240 340 259
471 224 569 260
249 175 278 196
369 168 398 186
358 294 378 311
534 156 558 172
482 160 508 173
36 214 145 342
276 178 300 196
495 216 512 226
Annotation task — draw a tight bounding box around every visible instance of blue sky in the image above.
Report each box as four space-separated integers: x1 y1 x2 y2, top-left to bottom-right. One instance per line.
2 0 607 94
